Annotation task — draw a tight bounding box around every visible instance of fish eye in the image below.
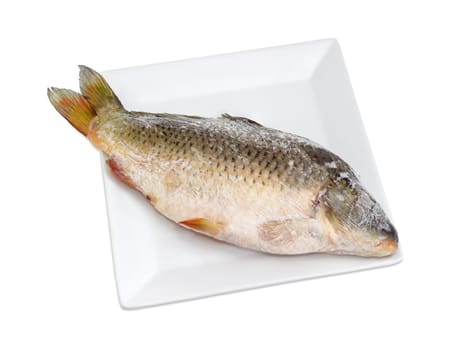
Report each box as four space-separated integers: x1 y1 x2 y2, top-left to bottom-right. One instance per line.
335 174 354 188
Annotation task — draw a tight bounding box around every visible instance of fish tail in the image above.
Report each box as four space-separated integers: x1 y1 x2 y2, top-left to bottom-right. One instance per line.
47 87 96 136
78 65 125 114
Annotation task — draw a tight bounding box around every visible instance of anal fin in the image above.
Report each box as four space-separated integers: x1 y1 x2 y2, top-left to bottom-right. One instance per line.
107 158 138 190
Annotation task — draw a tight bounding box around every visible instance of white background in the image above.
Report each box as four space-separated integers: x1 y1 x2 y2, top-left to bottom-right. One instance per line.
1 1 459 349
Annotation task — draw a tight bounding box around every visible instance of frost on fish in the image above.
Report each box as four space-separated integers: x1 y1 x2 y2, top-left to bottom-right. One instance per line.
48 66 399 257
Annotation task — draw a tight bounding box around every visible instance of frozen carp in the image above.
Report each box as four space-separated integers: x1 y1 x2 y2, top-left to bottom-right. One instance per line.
48 66 398 257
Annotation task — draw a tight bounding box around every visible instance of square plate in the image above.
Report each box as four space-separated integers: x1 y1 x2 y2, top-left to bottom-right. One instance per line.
101 39 402 309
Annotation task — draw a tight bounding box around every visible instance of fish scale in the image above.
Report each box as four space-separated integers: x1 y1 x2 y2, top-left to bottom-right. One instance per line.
107 112 333 189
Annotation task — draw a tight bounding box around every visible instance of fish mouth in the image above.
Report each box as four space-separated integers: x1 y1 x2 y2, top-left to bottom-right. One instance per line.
376 221 399 255
384 221 399 243
376 238 398 255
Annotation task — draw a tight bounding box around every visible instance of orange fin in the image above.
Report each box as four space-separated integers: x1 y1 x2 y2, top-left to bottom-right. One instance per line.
179 218 224 236
79 65 124 113
47 88 96 136
107 158 138 190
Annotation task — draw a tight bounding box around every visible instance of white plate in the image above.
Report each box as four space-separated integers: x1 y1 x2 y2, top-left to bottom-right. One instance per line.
101 39 402 309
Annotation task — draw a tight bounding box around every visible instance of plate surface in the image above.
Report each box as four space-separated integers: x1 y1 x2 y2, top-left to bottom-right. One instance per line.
101 39 402 309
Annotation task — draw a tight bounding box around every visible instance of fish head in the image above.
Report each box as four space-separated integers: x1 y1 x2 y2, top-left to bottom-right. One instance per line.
322 176 398 256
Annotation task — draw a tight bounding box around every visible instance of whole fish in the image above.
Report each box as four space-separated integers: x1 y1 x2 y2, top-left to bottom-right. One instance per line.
48 66 398 257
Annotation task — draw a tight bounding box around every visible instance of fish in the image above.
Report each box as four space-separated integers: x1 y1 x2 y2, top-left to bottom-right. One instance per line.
47 66 398 257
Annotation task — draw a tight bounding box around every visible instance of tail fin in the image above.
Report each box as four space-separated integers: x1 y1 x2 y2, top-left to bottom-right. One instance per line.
47 88 96 136
78 65 124 113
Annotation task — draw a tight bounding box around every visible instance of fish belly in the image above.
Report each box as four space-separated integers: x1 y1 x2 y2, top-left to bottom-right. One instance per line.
115 156 330 255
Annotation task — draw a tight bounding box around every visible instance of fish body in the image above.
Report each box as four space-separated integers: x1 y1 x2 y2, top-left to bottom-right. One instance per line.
48 66 398 257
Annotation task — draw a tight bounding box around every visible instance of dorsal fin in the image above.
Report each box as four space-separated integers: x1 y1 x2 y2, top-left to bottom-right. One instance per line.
79 65 125 114
221 113 263 127
153 112 205 120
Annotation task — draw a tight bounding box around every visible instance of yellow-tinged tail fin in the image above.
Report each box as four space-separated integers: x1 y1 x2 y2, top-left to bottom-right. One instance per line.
78 65 124 113
47 88 96 136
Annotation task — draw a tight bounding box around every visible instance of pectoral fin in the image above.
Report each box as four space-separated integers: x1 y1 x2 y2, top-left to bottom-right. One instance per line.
258 218 321 245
